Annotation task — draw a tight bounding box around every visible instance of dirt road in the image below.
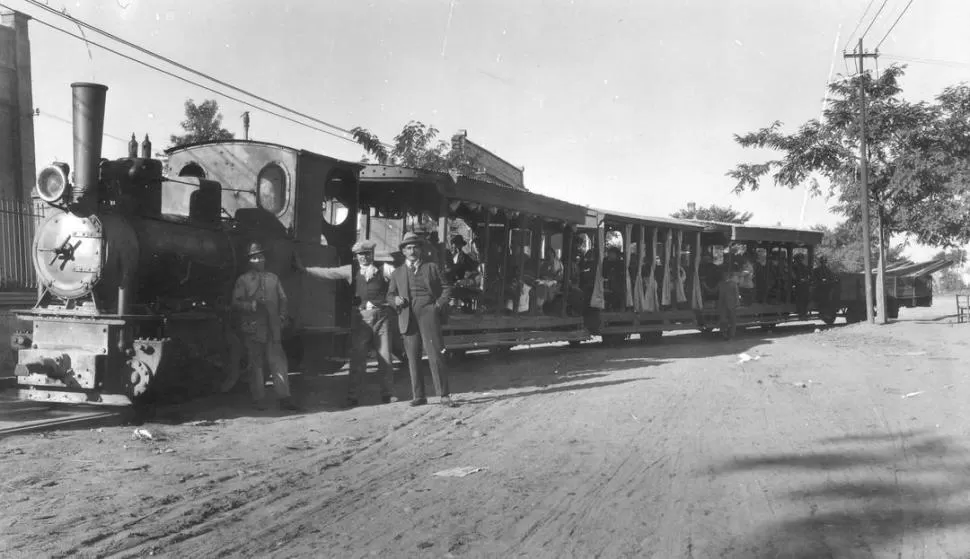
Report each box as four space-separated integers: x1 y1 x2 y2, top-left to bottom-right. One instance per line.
1 300 968 558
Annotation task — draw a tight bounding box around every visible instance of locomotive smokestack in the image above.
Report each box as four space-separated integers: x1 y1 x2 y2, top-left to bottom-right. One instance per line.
71 82 108 209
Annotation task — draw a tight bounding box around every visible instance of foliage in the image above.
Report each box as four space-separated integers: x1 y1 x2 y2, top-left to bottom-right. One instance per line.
169 99 235 148
930 247 968 293
812 220 905 274
351 122 479 175
728 66 970 248
670 202 752 224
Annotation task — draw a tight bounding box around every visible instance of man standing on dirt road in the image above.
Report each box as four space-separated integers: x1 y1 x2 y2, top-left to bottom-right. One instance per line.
387 232 456 408
233 242 300 411
297 240 398 408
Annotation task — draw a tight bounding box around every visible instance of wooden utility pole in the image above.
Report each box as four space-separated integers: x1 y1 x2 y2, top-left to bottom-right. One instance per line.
875 198 888 324
844 38 878 324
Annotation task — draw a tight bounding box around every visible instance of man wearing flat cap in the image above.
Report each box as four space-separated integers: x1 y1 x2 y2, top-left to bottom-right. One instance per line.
298 240 397 407
387 232 455 407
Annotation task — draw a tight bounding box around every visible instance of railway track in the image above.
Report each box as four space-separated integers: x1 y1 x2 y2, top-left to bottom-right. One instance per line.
0 390 127 438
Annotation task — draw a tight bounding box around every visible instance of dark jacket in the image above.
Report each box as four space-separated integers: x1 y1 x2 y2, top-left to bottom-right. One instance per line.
387 260 452 335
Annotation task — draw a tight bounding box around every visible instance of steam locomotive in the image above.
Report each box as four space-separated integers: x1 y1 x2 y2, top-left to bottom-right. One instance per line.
11 83 357 405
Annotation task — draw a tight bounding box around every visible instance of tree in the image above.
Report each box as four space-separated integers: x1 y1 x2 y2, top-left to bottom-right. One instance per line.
169 99 234 148
728 66 970 248
351 121 479 175
930 248 968 293
813 220 905 274
670 202 752 224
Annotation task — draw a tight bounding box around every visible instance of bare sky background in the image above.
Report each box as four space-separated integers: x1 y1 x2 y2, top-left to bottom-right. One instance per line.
14 0 970 257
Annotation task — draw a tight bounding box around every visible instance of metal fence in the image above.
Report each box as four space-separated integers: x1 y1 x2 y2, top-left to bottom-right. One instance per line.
0 198 47 291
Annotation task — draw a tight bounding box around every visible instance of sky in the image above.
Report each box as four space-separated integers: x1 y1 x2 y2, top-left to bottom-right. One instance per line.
10 0 970 260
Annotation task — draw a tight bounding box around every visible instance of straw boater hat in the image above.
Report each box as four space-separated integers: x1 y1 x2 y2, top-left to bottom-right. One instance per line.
398 232 426 250
352 240 376 254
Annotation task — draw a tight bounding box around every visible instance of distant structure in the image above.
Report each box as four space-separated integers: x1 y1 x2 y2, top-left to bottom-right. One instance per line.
451 130 526 191
0 10 34 202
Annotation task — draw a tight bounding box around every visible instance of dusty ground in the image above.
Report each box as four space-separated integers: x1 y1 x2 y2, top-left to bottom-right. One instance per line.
1 298 969 559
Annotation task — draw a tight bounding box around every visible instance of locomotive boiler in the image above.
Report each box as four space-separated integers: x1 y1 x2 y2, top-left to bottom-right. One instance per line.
12 83 242 404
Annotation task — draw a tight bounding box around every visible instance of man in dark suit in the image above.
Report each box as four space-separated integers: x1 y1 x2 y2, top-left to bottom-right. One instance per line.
387 232 456 407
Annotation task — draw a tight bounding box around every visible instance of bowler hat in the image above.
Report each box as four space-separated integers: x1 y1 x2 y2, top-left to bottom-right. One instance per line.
450 235 467 247
399 232 426 250
247 241 265 258
352 240 377 254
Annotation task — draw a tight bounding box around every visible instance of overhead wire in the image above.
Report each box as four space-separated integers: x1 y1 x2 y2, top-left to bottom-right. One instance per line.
859 0 891 42
0 3 361 145
20 0 377 145
882 54 970 68
33 109 129 142
843 0 877 51
875 0 916 50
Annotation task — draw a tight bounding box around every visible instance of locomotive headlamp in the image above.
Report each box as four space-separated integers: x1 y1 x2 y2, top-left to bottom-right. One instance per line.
36 163 71 204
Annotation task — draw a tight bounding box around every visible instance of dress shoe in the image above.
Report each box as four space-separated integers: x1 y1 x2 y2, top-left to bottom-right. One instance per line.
346 398 359 408
409 397 427 407
440 396 457 408
280 398 301 411
381 395 400 404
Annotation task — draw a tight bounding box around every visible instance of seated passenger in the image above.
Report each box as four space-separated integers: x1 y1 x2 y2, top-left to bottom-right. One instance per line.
448 235 479 282
602 246 626 310
739 250 756 306
536 246 564 310
505 245 537 313
699 253 720 303
448 235 480 312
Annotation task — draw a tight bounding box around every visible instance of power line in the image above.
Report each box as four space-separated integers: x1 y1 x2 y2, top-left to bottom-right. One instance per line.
882 53 970 68
875 0 915 50
860 0 890 42
33 109 129 142
0 4 361 146
20 0 379 147
844 0 877 51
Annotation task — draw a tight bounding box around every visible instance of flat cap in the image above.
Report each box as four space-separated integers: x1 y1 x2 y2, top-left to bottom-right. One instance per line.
352 240 377 254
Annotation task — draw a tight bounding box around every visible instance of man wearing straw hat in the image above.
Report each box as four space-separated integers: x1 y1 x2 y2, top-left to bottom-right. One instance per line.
387 232 456 407
298 240 398 407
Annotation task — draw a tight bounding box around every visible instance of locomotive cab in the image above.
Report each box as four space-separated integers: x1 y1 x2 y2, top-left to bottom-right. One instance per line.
165 140 362 373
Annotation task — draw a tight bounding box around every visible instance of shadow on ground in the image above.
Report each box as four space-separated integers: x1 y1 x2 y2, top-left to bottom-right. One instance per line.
146 338 670 424
144 320 836 424
709 431 970 558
